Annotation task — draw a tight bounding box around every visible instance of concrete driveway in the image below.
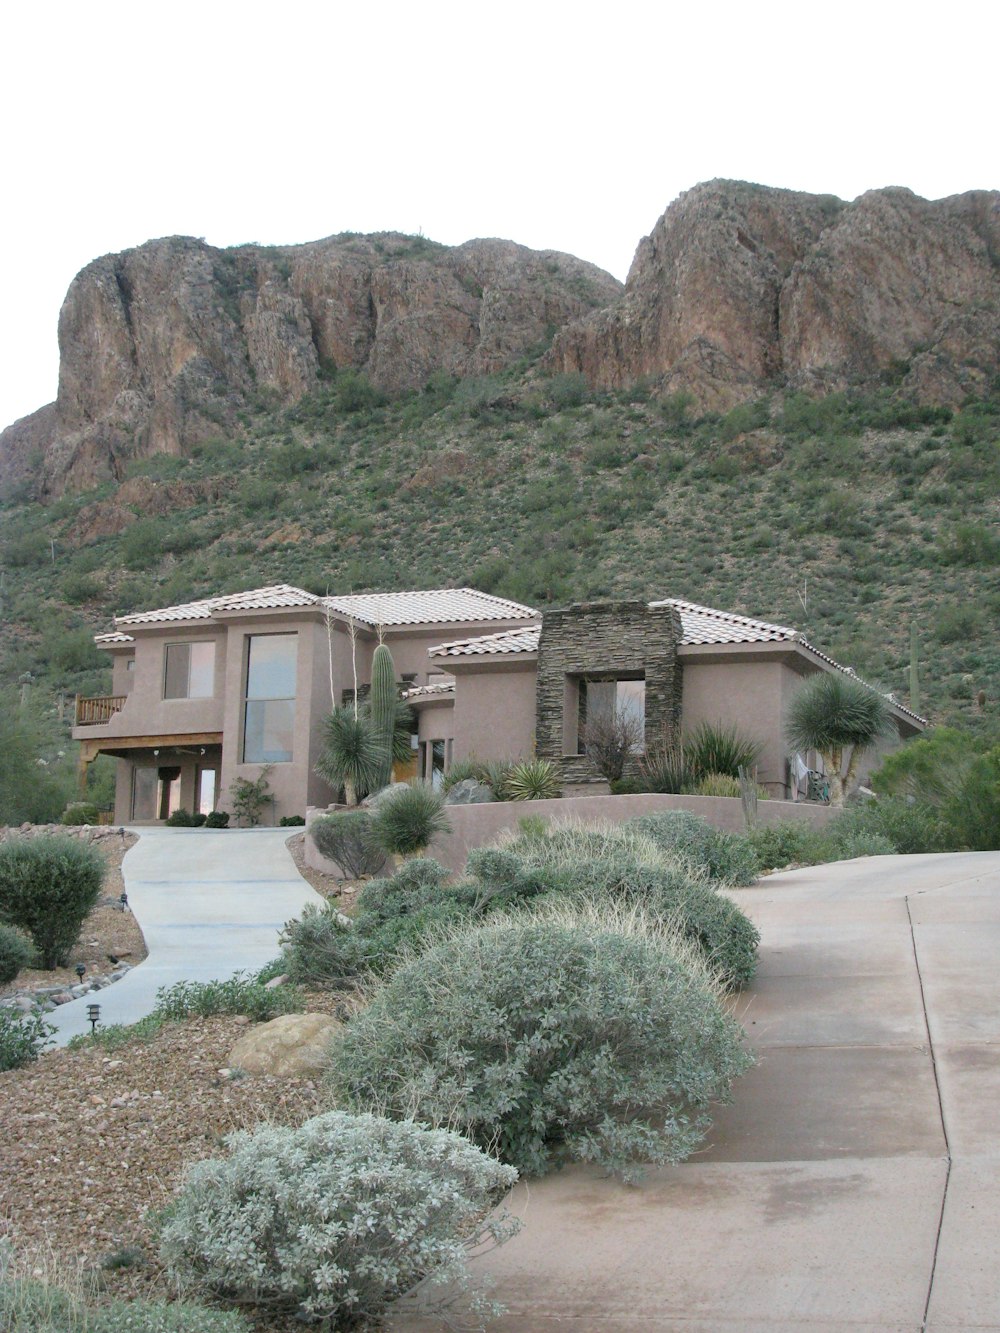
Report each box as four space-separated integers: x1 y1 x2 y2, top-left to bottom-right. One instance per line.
45 828 323 1046
395 852 1000 1331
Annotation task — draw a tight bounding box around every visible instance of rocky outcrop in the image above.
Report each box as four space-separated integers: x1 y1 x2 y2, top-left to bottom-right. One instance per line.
0 233 621 497
228 1012 340 1077
550 180 1000 409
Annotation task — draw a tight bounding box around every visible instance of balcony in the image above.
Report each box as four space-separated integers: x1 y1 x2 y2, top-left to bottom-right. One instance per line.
75 694 127 727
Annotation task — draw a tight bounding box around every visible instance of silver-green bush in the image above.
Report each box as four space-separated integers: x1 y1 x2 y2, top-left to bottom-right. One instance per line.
625 811 761 886
330 911 752 1180
0 924 34 985
158 1111 518 1325
0 1278 250 1331
0 836 104 969
308 809 386 879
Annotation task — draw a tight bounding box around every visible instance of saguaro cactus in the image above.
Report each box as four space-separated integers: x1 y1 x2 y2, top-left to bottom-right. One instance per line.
370 640 398 790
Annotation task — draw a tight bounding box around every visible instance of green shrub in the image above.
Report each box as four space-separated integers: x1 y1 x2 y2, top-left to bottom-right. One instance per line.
204 810 230 829
503 758 561 800
59 802 100 826
684 722 763 780
0 924 34 984
0 1277 250 1331
625 812 761 887
367 783 450 857
165 809 207 828
691 772 742 797
634 732 690 793
152 973 304 1023
0 836 104 969
278 814 305 826
940 748 1000 850
157 1111 518 1326
354 858 454 925
748 821 817 869
279 903 368 988
309 810 385 879
0 1009 53 1070
330 912 752 1179
827 798 946 855
477 758 514 799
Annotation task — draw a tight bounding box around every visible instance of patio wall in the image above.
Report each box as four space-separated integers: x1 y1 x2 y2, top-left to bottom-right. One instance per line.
305 792 836 878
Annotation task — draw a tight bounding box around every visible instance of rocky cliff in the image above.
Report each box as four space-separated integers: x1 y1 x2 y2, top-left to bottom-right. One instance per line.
0 233 622 496
549 180 1000 409
4 181 999 498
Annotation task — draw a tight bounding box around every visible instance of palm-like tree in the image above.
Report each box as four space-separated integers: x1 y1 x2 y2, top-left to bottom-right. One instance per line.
315 707 388 806
786 672 893 807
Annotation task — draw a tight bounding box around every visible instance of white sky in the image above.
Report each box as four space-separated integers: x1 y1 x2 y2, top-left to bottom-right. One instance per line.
1 0 996 432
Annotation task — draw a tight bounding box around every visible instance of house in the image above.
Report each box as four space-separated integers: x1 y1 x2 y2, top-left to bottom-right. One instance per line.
74 585 925 823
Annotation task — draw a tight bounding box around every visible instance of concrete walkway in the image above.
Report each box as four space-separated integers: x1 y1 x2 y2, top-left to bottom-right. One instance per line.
45 828 323 1046
395 852 1000 1331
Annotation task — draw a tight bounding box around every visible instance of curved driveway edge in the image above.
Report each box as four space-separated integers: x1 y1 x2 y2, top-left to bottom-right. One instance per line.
45 828 324 1047
391 851 1000 1331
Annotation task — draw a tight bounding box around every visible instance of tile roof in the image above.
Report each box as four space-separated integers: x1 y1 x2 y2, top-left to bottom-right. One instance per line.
322 588 536 628
115 585 317 625
430 625 542 658
401 682 457 700
94 631 135 645
111 585 535 632
652 598 799 645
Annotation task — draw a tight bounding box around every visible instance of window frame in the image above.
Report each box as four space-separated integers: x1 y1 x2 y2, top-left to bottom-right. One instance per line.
242 632 298 765
162 640 216 700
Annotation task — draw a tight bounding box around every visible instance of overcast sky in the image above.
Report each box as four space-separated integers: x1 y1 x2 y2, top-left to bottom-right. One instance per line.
1 0 995 433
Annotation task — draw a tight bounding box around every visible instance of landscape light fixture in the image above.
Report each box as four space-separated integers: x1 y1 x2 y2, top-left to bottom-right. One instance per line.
75 964 86 982
119 891 129 912
87 1003 101 1034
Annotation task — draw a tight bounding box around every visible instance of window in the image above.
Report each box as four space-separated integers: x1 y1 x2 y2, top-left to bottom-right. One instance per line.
164 642 215 699
243 634 297 763
577 676 646 756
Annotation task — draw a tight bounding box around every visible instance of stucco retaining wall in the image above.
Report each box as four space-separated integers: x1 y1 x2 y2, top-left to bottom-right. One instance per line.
306 793 835 878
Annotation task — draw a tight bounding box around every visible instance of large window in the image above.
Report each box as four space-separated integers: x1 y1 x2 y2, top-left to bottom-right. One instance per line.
577 676 646 756
164 641 215 699
243 634 297 763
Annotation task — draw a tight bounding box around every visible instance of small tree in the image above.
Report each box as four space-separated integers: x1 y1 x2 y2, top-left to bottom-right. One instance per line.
315 708 388 807
0 836 104 969
582 706 644 783
229 764 274 826
786 672 893 807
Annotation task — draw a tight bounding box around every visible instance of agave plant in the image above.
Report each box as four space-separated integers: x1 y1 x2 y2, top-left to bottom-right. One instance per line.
504 759 561 801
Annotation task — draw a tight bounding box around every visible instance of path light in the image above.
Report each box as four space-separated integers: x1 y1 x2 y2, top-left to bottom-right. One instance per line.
75 964 86 982
119 891 129 912
87 1003 101 1035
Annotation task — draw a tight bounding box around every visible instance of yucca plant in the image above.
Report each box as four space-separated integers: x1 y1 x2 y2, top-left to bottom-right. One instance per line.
315 708 389 806
504 759 561 801
637 730 690 794
684 722 763 782
477 759 514 800
786 672 893 806
367 783 451 857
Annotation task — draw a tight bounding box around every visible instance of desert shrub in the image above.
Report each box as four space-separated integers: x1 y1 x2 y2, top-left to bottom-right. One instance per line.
204 810 230 829
872 726 981 806
309 810 385 879
354 858 454 925
59 802 100 826
165 809 207 827
491 820 760 988
0 1009 53 1070
0 836 104 969
367 783 450 857
330 911 752 1179
503 758 561 800
625 812 761 887
477 758 514 799
691 772 742 797
463 847 561 910
827 797 947 855
940 747 1000 850
279 903 368 988
829 830 897 859
684 722 763 781
228 765 273 826
440 758 481 793
157 1111 518 1326
278 815 305 826
0 924 34 984
748 821 817 869
152 973 303 1023
633 731 690 793
0 1277 250 1331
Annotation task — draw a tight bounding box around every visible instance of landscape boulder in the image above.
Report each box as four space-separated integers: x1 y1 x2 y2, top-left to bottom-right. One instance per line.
444 778 496 805
228 1012 340 1078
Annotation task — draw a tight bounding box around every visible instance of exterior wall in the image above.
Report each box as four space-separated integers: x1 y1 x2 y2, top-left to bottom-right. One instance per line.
304 793 836 878
110 651 135 696
451 665 538 764
536 601 683 785
415 701 455 747
681 656 796 796
92 627 227 740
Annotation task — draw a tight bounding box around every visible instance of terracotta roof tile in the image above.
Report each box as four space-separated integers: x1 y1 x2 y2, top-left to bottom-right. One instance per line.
322 588 536 628
430 625 542 657
94 631 135 645
115 584 316 626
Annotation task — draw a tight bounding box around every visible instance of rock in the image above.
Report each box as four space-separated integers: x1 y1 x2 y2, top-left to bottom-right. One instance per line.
444 778 496 805
228 1013 340 1078
1 233 621 497
263 974 289 989
51 992 74 1005
548 179 1000 409
362 783 411 810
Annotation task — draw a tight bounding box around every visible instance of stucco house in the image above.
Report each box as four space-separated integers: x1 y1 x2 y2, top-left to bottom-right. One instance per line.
74 584 925 823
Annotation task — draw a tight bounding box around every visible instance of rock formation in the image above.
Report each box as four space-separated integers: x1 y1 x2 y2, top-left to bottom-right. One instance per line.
0 233 621 496
549 180 1000 410
4 181 999 498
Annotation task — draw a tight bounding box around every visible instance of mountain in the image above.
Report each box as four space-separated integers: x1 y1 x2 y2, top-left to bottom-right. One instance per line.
3 180 1000 501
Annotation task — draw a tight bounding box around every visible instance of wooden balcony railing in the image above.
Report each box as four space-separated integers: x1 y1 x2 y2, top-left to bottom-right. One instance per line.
75 694 127 726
